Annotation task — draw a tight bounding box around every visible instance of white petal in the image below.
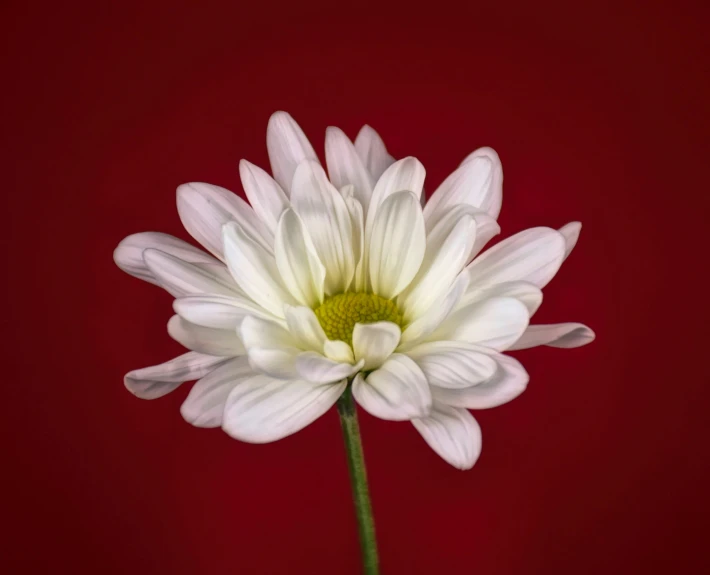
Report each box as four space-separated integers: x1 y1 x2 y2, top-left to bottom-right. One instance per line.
167 315 245 356
239 160 290 234
223 375 346 443
223 221 296 318
432 297 529 351
352 321 401 371
459 147 503 217
290 162 354 295
247 348 299 379
354 124 395 180
366 157 425 233
180 356 254 427
124 352 228 400
423 147 503 232
296 352 363 384
239 315 301 378
274 209 325 307
240 315 298 350
352 354 431 421
458 280 543 316
284 305 327 352
143 249 241 298
559 221 582 261
457 208 501 261
325 126 375 212
397 214 476 322
341 186 365 291
369 191 426 299
266 111 319 192
400 272 469 347
431 352 528 409
509 323 595 350
405 341 498 388
466 227 566 290
173 294 276 330
114 232 218 287
177 182 272 259
412 404 482 470
324 340 355 363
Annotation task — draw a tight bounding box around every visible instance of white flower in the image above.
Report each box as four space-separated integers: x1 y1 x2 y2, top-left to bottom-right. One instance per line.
114 111 594 470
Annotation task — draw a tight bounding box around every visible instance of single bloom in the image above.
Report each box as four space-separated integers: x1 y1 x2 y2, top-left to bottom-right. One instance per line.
114 112 594 469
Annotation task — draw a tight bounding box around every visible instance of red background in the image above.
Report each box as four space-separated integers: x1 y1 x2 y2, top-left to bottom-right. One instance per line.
4 1 709 573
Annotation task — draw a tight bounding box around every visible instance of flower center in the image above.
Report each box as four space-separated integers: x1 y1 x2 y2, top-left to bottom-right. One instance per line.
313 292 404 345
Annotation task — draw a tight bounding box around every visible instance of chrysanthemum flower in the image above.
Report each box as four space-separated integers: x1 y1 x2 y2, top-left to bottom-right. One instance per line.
114 112 594 470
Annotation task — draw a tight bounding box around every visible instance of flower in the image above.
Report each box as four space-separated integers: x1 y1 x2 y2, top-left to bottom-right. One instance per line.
114 111 594 470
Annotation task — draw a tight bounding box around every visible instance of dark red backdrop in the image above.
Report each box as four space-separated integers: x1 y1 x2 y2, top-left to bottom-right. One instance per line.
4 1 708 573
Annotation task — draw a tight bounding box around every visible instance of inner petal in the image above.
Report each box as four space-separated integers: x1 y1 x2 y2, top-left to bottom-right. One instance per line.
313 292 403 345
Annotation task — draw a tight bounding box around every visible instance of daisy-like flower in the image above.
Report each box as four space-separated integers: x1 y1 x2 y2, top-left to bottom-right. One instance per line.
114 112 594 470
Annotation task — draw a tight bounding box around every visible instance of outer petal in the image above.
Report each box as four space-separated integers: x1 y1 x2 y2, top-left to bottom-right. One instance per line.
412 404 482 470
352 321 401 371
124 352 228 400
369 191 426 299
354 124 395 180
397 214 476 322
223 221 297 318
559 221 582 261
431 297 530 351
274 209 326 308
167 315 245 356
177 182 272 259
405 341 498 388
295 352 363 384
466 227 566 290
431 352 529 409
325 127 375 212
180 356 254 427
239 160 290 234
174 294 276 330
143 249 241 298
114 232 218 287
509 323 595 350
459 147 503 218
290 161 354 295
352 354 432 421
266 111 319 192
458 280 543 316
222 376 346 443
423 147 503 231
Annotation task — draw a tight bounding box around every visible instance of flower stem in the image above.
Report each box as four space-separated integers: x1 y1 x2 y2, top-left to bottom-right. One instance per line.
337 387 379 575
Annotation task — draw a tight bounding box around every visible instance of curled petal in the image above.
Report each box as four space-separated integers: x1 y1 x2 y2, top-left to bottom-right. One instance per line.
124 352 229 400
509 323 595 350
180 357 254 427
223 376 346 443
412 403 482 470
352 355 432 421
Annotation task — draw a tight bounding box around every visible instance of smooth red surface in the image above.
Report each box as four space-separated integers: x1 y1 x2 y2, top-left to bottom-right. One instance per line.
4 1 709 573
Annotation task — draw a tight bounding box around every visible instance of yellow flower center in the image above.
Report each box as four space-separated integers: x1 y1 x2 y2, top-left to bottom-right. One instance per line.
314 292 404 345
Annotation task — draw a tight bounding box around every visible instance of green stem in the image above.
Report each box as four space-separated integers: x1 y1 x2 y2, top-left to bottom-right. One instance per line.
337 386 379 575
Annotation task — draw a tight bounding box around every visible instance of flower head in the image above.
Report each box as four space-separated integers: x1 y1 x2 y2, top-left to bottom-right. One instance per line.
115 112 594 469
